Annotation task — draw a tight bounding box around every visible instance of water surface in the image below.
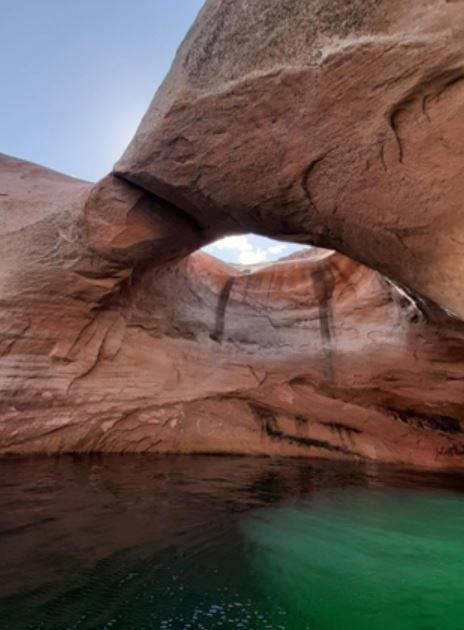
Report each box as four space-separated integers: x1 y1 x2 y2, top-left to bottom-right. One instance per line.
1 455 464 629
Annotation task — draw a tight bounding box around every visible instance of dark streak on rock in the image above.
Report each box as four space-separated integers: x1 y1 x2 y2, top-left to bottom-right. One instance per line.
438 444 464 457
210 277 235 343
325 422 361 435
294 414 308 428
324 421 361 447
388 408 461 434
311 267 335 381
249 403 356 456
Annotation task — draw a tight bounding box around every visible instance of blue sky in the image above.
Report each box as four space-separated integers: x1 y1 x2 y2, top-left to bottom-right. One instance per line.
1 0 305 263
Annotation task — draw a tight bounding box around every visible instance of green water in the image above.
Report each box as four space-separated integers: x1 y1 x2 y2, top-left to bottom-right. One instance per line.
1 456 464 629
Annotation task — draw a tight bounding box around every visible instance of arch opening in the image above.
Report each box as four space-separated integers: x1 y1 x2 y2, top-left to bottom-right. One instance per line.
203 234 309 267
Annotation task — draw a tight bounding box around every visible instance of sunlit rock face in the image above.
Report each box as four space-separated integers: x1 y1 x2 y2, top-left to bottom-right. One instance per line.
3 0 464 467
116 0 464 318
2 155 464 467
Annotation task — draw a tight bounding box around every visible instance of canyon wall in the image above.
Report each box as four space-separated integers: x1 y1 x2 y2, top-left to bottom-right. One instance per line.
2 0 464 467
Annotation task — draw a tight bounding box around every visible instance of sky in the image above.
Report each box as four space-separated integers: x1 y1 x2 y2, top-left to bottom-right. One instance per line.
1 0 305 264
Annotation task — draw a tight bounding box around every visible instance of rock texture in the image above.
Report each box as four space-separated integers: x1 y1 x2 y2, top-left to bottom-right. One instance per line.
2 155 464 467
117 0 464 318
2 0 464 468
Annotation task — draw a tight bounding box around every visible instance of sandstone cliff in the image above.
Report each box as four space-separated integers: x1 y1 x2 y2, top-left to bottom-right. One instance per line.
2 0 464 468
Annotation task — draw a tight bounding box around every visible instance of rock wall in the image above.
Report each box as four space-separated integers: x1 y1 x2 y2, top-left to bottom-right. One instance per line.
117 0 464 318
2 0 464 468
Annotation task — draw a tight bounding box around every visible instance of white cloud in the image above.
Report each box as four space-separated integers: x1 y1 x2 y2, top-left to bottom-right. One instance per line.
268 243 286 255
204 234 292 265
209 235 251 253
239 247 268 265
205 235 267 265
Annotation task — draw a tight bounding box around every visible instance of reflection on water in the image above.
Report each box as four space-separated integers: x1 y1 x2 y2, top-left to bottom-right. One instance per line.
1 456 464 629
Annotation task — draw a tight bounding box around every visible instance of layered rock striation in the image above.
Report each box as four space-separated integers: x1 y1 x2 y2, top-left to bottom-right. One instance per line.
2 0 464 467
117 0 464 318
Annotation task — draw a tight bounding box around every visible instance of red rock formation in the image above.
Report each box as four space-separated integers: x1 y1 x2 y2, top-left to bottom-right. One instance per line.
2 0 464 468
116 0 464 318
2 154 464 467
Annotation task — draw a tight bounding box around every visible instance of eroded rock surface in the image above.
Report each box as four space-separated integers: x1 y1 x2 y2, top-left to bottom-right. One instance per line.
3 0 464 467
117 0 464 318
2 155 464 467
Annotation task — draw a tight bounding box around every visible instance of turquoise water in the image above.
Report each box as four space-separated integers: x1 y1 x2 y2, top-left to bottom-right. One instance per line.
1 456 464 629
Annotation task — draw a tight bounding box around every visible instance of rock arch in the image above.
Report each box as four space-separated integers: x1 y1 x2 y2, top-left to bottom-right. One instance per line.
2 0 464 467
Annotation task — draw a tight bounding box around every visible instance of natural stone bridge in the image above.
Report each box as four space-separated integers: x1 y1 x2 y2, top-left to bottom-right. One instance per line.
2 0 464 468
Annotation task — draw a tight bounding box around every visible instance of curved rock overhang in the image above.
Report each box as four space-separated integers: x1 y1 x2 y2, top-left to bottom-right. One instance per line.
2 153 464 467
2 0 464 467
115 0 464 319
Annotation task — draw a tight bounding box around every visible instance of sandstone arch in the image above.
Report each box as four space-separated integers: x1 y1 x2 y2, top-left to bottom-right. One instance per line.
2 0 464 467
116 0 464 318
